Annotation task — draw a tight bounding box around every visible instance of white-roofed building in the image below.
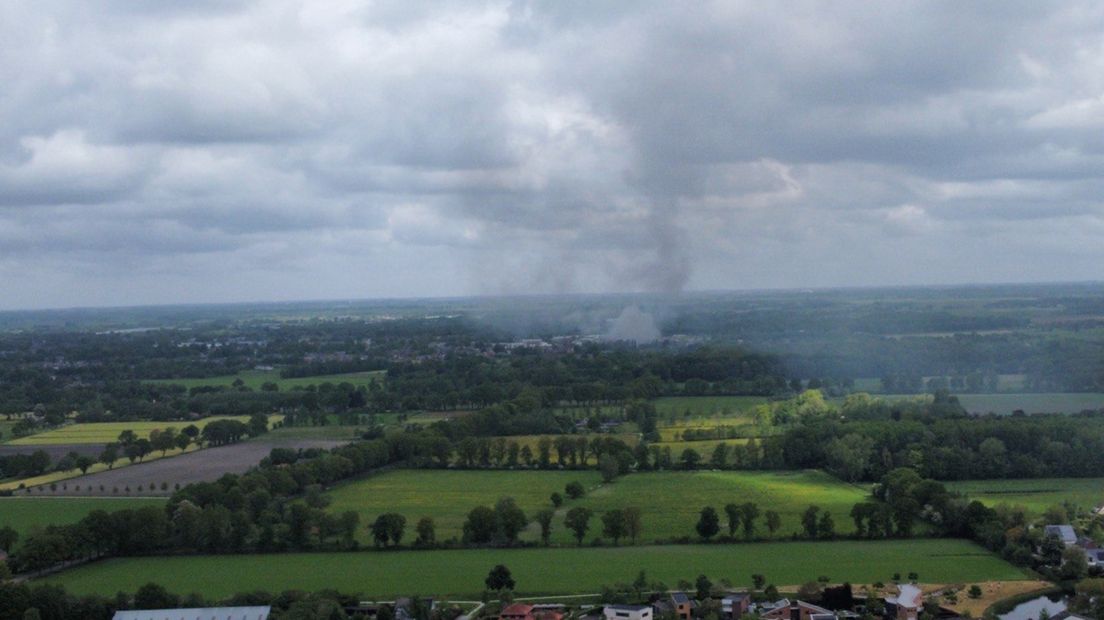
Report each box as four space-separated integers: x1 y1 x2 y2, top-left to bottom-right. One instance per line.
112 607 271 620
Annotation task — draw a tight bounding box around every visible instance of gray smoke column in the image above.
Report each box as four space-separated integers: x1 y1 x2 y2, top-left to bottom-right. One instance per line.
604 305 661 343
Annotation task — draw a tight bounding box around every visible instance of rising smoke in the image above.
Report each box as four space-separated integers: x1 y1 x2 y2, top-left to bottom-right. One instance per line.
604 305 661 343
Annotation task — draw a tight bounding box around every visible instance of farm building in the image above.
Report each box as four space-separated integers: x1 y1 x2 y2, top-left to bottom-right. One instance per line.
112 606 270 620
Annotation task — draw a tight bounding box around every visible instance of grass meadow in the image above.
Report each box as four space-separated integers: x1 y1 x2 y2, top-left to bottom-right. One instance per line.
325 469 869 545
569 470 870 541
654 438 751 456
327 470 604 544
955 393 1104 415
0 496 166 539
876 392 1104 415
947 478 1104 515
9 415 281 445
44 539 1028 599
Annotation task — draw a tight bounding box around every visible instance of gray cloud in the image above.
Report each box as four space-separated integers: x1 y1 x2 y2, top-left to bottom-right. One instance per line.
0 1 1102 309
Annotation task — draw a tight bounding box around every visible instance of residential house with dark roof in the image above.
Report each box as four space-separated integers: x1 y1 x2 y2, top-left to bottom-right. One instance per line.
1045 525 1078 547
604 604 654 620
653 592 694 620
501 603 565 620
759 600 836 620
721 594 750 620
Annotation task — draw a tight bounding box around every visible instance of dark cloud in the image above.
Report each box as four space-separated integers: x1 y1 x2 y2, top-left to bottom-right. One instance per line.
0 1 1101 309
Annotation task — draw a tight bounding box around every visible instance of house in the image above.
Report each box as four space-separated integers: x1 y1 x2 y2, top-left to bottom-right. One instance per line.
884 585 923 620
604 604 654 620
653 592 694 620
501 603 565 620
759 600 836 620
112 607 271 620
721 594 751 620
1045 525 1078 547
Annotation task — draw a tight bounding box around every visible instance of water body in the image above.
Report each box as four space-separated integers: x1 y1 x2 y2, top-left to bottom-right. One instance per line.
999 594 1068 620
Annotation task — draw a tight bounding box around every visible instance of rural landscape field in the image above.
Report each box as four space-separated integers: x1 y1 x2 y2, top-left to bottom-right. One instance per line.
2 2 1104 614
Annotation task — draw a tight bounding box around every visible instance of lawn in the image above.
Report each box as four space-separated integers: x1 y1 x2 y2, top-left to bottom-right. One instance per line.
145 369 384 391
326 469 869 545
326 470 603 544
0 497 166 540
8 415 281 445
45 539 1028 599
571 470 871 542
947 478 1104 515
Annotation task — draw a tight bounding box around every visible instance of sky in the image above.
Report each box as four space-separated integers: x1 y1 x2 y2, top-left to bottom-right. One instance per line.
1 1 1102 310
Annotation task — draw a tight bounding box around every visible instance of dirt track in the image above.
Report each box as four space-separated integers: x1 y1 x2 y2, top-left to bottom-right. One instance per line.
13 439 345 496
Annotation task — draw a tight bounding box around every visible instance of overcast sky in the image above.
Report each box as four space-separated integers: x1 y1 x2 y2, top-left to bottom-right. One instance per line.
1 1 1102 309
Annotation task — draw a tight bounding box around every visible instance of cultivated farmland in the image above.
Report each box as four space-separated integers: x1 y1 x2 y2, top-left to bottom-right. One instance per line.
0 496 165 539
44 539 1028 599
8 415 279 446
947 478 1104 515
12 439 344 496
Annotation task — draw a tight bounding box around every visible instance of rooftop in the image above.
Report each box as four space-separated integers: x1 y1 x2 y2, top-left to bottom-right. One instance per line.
112 607 271 620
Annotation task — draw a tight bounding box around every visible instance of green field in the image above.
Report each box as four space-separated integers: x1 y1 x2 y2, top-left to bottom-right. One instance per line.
0 419 16 444
650 438 751 459
571 470 870 541
956 393 1104 415
8 415 276 446
947 478 1104 515
45 539 1027 598
653 396 769 419
327 470 603 544
327 469 868 545
0 497 166 539
145 369 384 390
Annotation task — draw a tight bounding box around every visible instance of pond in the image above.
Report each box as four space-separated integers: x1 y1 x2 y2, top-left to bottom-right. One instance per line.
998 594 1068 620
